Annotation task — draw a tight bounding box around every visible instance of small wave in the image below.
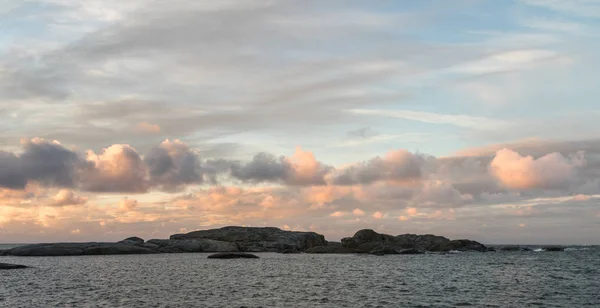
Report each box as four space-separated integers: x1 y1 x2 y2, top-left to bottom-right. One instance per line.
449 250 461 254
564 247 589 251
533 248 544 252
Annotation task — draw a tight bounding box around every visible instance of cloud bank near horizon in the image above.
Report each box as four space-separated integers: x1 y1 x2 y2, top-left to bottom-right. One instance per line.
1 137 599 244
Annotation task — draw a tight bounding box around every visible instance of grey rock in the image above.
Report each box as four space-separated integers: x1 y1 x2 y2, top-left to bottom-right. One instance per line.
147 238 238 253
4 242 156 256
147 239 202 253
118 237 144 246
370 246 399 255
397 248 425 254
280 249 300 254
207 252 259 259
141 242 159 250
340 229 486 253
83 245 156 255
172 226 326 252
0 263 28 270
5 243 87 256
304 245 355 254
429 239 487 252
81 245 144 255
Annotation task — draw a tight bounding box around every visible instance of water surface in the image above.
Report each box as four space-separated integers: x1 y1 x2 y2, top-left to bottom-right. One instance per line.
1 248 599 307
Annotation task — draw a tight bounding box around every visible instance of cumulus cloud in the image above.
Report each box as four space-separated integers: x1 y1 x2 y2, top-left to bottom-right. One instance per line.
0 138 79 189
53 189 88 206
145 139 204 191
332 149 425 185
490 148 584 190
231 147 330 186
353 208 365 216
79 144 148 192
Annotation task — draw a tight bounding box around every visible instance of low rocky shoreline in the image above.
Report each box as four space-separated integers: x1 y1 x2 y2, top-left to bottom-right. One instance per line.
0 226 566 257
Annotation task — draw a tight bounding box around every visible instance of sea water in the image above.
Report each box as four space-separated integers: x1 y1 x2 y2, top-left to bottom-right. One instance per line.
1 247 599 307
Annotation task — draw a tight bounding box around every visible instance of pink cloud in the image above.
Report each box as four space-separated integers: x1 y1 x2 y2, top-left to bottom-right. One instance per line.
135 122 161 134
53 189 87 206
352 208 365 216
119 198 138 211
80 144 148 192
490 148 583 190
330 211 348 217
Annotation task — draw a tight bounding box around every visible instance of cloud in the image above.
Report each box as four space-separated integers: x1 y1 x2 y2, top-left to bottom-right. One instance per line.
53 189 87 206
0 138 79 189
332 149 425 185
352 208 365 216
330 211 348 217
79 144 148 192
119 198 138 211
347 109 510 131
231 147 330 186
145 139 204 191
372 211 385 219
520 0 600 18
135 122 161 134
490 148 584 190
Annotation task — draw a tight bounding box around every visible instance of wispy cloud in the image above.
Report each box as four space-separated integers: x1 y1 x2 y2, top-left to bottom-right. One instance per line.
520 0 600 18
331 133 431 148
346 109 511 131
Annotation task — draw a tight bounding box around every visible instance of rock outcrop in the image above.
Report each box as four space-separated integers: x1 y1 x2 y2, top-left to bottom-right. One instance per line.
207 252 259 259
146 239 238 253
172 226 326 252
339 229 487 255
1 227 488 257
0 263 28 270
3 241 158 257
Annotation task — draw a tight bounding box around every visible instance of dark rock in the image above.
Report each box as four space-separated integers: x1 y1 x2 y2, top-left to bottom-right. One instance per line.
141 242 159 250
304 245 355 254
543 246 565 252
207 252 259 259
369 246 398 255
118 237 144 246
370 250 385 256
397 248 425 254
326 241 343 247
148 238 238 253
341 229 486 253
357 242 384 253
0 263 28 270
83 245 156 255
147 239 203 253
429 239 487 252
5 243 87 256
395 234 451 250
279 249 300 254
172 226 326 252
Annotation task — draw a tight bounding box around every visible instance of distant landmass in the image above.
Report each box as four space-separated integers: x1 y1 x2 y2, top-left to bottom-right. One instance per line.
0 226 566 257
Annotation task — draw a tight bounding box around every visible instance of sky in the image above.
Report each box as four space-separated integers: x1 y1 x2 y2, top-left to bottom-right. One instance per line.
1 0 600 244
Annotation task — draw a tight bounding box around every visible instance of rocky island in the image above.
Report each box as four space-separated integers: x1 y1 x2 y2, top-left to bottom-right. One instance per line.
0 226 499 257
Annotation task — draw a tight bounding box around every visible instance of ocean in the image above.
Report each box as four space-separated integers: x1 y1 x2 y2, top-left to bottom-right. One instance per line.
1 246 599 307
